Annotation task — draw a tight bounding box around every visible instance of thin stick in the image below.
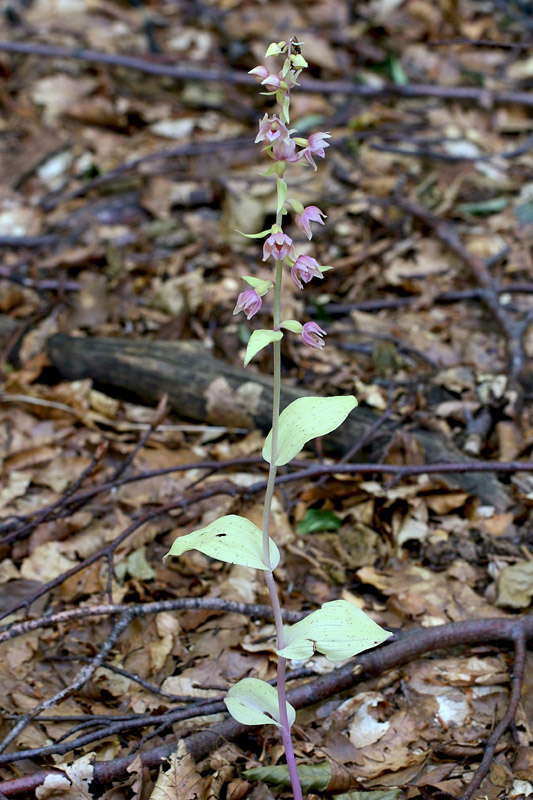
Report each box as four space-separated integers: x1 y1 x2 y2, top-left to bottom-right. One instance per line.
0 597 304 646
1 616 532 796
1 40 532 106
460 632 527 800
0 613 132 754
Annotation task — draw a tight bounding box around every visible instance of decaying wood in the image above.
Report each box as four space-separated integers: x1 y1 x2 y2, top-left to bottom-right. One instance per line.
46 333 510 508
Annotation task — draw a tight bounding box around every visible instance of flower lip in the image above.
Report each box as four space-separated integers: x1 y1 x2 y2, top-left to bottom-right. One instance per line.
255 114 290 145
262 231 295 262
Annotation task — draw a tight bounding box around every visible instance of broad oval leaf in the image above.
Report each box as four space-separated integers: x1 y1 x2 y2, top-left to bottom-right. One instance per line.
244 329 283 367
263 396 357 466
163 515 280 571
224 678 295 729
276 599 391 662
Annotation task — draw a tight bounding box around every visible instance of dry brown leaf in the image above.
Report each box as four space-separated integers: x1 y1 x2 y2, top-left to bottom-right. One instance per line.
149 741 206 800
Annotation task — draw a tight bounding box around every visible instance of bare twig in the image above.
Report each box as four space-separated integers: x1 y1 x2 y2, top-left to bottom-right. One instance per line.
323 281 533 315
1 40 532 107
460 631 527 800
40 137 253 211
0 612 132 754
390 195 531 383
0 616 531 796
1 458 531 621
110 394 168 482
0 456 262 541
0 597 304 646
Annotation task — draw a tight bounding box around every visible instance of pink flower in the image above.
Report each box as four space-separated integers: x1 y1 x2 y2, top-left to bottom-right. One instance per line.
301 321 327 350
262 231 295 262
261 74 282 91
255 115 289 144
302 131 331 170
233 290 262 320
271 135 298 163
249 66 270 82
295 206 326 240
290 255 324 289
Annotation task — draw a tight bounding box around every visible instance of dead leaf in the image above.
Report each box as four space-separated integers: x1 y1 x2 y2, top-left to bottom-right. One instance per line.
148 741 206 800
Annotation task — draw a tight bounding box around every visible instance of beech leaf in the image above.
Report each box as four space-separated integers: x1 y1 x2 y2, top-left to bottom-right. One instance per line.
244 330 283 367
263 396 357 466
276 599 391 661
163 515 279 571
224 678 295 728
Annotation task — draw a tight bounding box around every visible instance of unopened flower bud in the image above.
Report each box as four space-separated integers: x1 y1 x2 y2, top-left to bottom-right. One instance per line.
249 65 269 82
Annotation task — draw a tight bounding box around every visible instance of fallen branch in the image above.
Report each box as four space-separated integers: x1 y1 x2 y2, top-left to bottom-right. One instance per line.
0 613 132 754
0 616 529 797
2 457 531 622
0 597 304 646
460 631 526 800
324 281 533 315
1 40 532 107
45 333 512 507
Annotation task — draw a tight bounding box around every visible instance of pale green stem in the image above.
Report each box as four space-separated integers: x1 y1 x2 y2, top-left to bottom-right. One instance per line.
261 210 303 800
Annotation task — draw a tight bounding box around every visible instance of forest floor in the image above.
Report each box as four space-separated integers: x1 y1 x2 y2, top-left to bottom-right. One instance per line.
0 0 532 798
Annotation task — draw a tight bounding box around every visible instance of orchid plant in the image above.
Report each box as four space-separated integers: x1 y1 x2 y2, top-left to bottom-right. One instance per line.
165 39 391 799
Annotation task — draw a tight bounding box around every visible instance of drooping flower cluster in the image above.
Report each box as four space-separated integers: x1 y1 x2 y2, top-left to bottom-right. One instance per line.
233 39 333 354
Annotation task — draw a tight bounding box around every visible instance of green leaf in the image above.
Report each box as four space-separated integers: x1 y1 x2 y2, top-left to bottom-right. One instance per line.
241 276 273 295
279 319 303 333
281 94 290 124
163 515 279 571
265 42 283 58
276 178 288 215
389 55 408 86
263 396 357 466
244 762 331 794
236 228 272 239
516 200 533 225
457 197 507 216
288 198 305 215
297 509 342 535
244 330 283 367
277 599 391 661
224 678 295 729
291 54 308 69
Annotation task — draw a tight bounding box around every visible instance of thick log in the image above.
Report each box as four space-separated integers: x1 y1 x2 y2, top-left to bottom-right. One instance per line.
47 333 510 508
